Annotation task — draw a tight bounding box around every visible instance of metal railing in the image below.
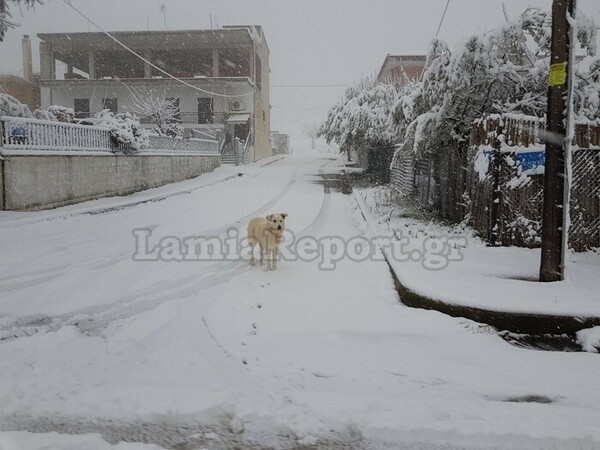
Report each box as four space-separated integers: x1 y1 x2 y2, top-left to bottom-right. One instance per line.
144 134 219 154
0 116 219 156
1 116 113 153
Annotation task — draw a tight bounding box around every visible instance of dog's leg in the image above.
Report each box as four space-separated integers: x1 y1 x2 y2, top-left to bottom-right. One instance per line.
249 239 256 266
259 243 264 266
272 250 277 271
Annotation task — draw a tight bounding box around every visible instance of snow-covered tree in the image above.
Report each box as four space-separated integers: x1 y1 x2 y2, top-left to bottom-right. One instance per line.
126 86 180 134
389 7 598 161
0 0 42 42
302 123 320 149
319 77 399 156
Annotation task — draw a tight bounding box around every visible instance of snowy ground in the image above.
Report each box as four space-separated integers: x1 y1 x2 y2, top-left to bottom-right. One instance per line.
1 154 600 449
355 185 600 318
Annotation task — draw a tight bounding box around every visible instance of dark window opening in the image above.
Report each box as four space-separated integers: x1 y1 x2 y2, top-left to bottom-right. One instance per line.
74 98 90 119
198 98 214 124
234 123 248 141
102 98 118 114
255 55 262 91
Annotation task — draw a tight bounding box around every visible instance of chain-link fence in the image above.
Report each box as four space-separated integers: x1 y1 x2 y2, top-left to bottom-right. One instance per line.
390 114 600 251
469 115 600 251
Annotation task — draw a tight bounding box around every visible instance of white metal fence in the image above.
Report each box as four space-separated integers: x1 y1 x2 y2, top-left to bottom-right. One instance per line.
1 116 114 154
0 116 219 156
144 134 219 155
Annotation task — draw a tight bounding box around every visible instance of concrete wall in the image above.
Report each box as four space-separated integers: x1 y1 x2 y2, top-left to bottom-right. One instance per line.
1 154 220 211
251 29 271 162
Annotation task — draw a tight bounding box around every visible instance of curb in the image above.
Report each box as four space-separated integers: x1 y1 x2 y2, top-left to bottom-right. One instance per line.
353 190 600 336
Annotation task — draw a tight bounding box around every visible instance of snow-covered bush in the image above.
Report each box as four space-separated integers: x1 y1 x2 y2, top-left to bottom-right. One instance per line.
93 110 148 152
47 105 75 123
32 109 57 121
0 93 33 118
154 123 184 138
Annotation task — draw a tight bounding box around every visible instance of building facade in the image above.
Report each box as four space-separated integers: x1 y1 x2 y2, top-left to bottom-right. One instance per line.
377 55 426 89
37 26 271 161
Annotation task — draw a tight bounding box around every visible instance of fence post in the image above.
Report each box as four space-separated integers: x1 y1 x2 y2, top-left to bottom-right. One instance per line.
489 128 503 246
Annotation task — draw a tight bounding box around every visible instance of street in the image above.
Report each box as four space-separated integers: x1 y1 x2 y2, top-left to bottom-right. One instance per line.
1 155 600 449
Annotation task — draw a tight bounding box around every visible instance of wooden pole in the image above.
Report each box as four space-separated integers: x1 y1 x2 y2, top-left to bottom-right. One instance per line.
539 0 576 282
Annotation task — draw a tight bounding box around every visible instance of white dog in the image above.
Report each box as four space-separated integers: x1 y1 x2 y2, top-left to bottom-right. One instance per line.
247 213 288 271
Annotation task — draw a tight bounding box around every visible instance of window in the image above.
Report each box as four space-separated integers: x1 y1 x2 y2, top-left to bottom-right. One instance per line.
73 98 90 119
167 98 181 122
197 98 214 124
102 98 118 114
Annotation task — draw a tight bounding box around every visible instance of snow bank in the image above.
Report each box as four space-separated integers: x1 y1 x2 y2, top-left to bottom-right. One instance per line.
577 326 600 353
0 431 166 450
356 185 600 317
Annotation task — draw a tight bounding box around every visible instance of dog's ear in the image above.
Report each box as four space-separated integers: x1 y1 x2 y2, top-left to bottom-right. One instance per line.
280 213 288 219
266 214 273 221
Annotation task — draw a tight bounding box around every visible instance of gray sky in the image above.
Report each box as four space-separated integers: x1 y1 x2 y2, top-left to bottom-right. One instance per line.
1 0 599 138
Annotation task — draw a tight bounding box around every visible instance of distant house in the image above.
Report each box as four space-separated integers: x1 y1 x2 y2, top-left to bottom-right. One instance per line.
0 74 40 111
0 35 40 111
270 131 290 155
377 54 426 89
37 26 272 161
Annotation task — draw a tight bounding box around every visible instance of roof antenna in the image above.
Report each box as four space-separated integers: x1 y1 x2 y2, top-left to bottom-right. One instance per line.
159 3 167 29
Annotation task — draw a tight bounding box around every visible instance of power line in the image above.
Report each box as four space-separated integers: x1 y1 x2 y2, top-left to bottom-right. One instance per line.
60 0 254 99
271 104 334 111
434 0 451 38
271 84 349 88
419 0 451 81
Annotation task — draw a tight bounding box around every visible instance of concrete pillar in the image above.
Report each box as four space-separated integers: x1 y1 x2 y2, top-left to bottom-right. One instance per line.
39 41 55 80
144 50 152 78
88 52 96 79
212 49 219 77
22 35 33 82
66 64 74 79
249 46 255 81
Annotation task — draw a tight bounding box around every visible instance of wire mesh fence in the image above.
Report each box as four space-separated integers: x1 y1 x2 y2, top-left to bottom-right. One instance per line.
390 114 600 251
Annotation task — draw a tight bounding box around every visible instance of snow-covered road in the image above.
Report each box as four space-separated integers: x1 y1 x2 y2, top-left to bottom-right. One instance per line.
1 155 600 449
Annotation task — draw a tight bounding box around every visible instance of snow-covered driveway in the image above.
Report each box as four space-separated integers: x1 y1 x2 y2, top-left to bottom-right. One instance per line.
1 155 600 449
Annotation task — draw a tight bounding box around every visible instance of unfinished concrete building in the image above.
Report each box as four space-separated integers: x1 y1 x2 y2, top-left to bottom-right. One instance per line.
37 26 271 161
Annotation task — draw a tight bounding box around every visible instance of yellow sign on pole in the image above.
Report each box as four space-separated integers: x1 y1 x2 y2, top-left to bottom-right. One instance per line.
548 62 567 87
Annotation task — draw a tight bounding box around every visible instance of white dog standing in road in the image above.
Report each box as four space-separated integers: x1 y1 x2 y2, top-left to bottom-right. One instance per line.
247 213 288 271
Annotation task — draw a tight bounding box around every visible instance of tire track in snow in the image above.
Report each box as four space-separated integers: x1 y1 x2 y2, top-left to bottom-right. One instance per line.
0 160 304 296
296 160 337 238
0 158 329 345
0 261 246 342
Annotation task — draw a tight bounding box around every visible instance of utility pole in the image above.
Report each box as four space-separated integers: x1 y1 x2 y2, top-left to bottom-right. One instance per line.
539 0 576 282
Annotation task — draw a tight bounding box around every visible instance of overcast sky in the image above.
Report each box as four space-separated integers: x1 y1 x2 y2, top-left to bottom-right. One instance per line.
1 0 599 139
